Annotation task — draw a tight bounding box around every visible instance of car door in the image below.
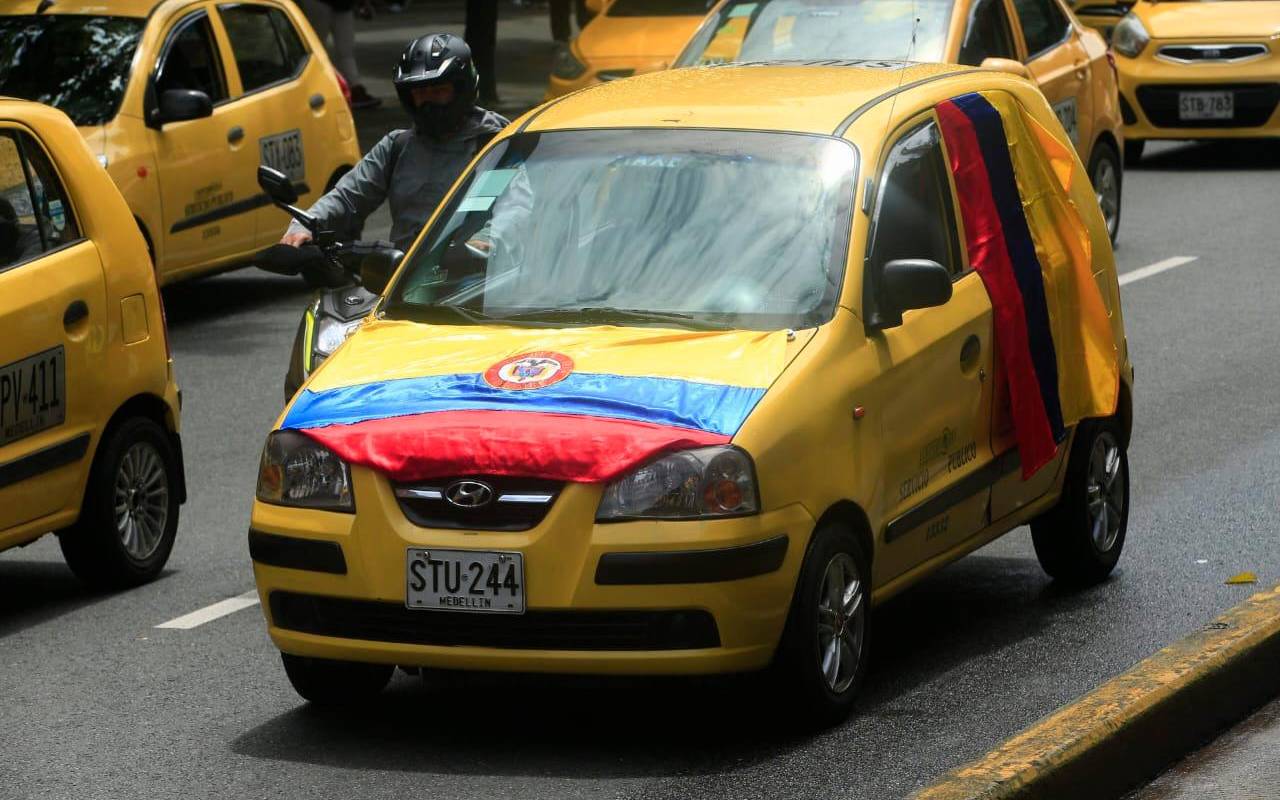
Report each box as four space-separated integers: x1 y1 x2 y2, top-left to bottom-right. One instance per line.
148 6 260 277
955 0 1020 67
0 127 107 537
864 117 999 580
1011 0 1095 154
213 1 324 247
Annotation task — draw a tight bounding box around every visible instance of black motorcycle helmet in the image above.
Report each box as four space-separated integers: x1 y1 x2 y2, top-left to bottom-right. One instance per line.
393 34 480 139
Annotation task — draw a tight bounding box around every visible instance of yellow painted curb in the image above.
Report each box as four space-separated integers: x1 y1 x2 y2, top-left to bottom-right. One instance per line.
913 584 1280 800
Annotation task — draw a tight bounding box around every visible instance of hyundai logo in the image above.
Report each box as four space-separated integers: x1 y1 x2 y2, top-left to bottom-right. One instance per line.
444 480 494 508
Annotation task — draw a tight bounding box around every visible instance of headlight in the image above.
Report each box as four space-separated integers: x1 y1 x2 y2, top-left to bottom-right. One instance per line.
1111 15 1149 58
596 446 759 521
314 317 361 359
257 430 354 511
552 44 588 80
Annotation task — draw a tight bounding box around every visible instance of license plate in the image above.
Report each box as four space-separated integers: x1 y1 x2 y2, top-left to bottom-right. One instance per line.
260 129 305 183
406 548 525 614
1052 98 1079 144
0 346 65 448
1179 91 1234 121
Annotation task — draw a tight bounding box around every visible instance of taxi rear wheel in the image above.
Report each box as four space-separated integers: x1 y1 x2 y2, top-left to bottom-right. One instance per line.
1030 418 1129 586
281 653 393 705
59 416 180 589
772 524 870 728
1088 142 1122 244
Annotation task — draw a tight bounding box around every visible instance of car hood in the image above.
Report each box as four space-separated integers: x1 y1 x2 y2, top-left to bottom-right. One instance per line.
281 321 815 483
577 14 704 61
1135 1 1280 39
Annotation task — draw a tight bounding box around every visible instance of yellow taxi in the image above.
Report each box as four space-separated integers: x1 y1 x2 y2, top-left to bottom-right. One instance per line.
0 0 362 285
676 0 1126 241
0 99 184 588
545 0 717 98
1067 0 1133 42
249 62 1133 723
1109 0 1280 164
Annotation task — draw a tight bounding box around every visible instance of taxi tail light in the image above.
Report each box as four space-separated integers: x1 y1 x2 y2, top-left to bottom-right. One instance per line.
1106 51 1117 80
335 70 352 107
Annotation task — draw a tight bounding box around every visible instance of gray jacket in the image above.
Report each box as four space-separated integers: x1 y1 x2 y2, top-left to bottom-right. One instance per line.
287 108 510 252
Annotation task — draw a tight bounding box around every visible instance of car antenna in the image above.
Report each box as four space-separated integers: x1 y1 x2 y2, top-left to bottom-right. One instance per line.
36 0 55 12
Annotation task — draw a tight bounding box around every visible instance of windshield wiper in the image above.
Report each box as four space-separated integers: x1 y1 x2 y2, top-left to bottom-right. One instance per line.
500 306 732 330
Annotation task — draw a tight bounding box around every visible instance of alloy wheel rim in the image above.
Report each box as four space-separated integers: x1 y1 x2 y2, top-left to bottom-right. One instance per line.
1085 431 1125 554
113 441 169 561
816 552 865 694
1094 158 1119 239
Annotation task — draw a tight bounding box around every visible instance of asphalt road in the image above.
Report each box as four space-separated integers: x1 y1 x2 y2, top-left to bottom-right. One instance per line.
4 13 1280 800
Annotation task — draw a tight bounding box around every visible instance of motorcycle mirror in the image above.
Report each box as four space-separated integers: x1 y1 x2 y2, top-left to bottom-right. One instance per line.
257 165 298 204
360 248 403 295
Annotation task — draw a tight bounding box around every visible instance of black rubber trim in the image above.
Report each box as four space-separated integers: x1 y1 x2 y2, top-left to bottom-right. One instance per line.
0 433 90 490
884 449 1021 543
169 182 310 234
595 535 789 585
833 69 980 136
248 529 347 574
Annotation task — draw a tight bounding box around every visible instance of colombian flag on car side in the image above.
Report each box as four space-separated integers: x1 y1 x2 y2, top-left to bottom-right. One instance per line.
280 324 788 483
936 91 1119 477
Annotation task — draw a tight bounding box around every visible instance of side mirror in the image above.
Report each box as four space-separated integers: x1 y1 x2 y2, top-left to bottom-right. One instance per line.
980 57 1033 80
156 89 212 125
359 248 403 295
883 258 953 316
257 165 298 205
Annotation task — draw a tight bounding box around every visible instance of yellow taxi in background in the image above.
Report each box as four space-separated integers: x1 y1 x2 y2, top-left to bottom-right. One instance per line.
676 0 1127 241
250 62 1132 724
1110 0 1280 164
545 0 717 98
0 0 362 285
1067 0 1133 42
0 99 184 588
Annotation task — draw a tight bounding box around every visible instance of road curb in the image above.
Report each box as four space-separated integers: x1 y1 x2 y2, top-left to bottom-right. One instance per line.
911 584 1280 800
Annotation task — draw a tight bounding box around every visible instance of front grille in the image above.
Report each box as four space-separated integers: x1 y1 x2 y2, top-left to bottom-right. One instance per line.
394 476 563 531
269 591 721 651
1136 83 1280 128
1157 44 1268 64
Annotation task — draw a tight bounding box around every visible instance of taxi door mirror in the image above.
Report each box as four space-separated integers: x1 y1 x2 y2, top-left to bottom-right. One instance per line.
980 57 1033 80
883 259 953 315
360 248 403 295
156 89 212 125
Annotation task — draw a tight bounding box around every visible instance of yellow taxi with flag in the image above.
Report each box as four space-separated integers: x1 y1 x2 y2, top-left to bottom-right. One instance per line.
1109 0 1280 164
545 0 717 98
0 0 362 285
675 0 1127 241
250 62 1133 724
0 99 185 588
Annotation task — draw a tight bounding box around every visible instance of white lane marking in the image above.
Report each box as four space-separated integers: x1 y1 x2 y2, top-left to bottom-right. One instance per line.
1119 256 1198 286
155 590 260 630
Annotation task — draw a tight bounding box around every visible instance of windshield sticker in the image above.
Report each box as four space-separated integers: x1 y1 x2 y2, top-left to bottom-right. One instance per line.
728 2 757 16
483 352 575 391
457 196 496 213
470 168 518 198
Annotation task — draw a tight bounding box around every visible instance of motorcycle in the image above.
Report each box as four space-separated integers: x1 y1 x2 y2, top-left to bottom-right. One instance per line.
254 165 403 401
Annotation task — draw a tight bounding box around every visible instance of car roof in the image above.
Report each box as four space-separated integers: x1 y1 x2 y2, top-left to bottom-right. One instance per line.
524 61 974 137
0 0 210 19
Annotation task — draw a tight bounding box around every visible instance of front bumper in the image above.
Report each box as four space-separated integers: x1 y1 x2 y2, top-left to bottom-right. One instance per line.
250 466 814 675
1117 43 1280 141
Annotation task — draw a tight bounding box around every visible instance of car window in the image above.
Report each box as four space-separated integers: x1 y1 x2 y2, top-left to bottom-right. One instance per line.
868 121 962 278
0 131 81 271
957 0 1018 65
608 0 716 15
1013 0 1070 58
219 4 309 93
156 13 229 102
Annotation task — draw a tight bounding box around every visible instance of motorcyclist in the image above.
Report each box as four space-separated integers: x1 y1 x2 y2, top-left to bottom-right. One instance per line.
280 33 509 253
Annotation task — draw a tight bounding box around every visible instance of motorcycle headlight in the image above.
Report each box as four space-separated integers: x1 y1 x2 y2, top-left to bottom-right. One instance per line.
552 44 588 80
314 317 361 359
256 430 354 511
1111 15 1149 59
596 446 760 521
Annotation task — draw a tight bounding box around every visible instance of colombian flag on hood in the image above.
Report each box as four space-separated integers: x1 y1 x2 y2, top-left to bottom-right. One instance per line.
937 91 1119 477
280 323 792 483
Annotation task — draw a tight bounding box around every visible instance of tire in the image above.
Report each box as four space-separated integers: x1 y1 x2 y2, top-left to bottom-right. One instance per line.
1124 139 1145 167
281 653 393 705
59 416 180 589
771 524 871 728
1088 141 1122 245
1030 418 1129 586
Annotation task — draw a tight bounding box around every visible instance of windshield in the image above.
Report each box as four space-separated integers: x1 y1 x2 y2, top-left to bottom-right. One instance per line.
608 0 719 16
0 15 144 127
384 129 857 331
675 0 954 66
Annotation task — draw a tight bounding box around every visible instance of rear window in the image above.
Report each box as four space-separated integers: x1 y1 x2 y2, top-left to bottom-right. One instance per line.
218 3 309 92
608 0 717 16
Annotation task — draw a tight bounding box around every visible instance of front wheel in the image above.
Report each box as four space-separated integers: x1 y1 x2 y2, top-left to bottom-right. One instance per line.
771 525 870 728
1088 142 1122 245
281 653 393 705
1030 418 1129 586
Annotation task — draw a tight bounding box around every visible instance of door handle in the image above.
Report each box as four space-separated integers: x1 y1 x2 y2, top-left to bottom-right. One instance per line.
227 125 245 144
309 93 325 110
960 334 981 369
64 300 88 329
